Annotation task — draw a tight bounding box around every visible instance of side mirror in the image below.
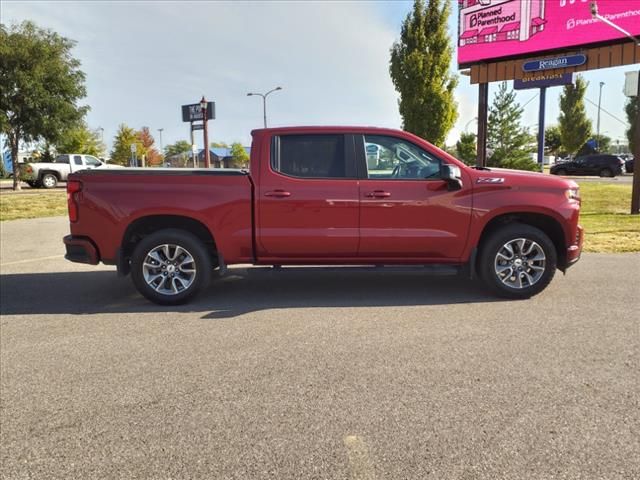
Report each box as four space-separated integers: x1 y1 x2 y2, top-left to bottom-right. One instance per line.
441 164 462 191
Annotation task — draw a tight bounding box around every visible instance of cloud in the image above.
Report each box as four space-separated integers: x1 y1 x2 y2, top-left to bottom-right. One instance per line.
2 0 402 148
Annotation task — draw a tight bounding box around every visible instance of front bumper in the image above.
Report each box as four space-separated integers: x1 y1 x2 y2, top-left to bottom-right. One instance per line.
63 235 99 265
565 224 584 268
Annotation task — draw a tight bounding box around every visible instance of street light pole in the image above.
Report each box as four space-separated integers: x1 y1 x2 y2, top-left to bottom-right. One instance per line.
247 86 282 128
464 117 478 133
98 127 104 144
200 96 211 168
597 81 604 151
157 128 164 155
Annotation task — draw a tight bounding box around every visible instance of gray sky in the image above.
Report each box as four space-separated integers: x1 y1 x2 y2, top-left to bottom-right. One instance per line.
1 0 633 152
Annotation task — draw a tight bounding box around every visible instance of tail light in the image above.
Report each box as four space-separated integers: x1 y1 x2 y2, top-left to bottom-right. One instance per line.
67 180 82 222
25 165 33 174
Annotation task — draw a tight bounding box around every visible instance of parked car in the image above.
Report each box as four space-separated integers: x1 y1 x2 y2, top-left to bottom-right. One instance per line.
550 154 625 177
63 126 583 305
625 157 634 173
23 154 123 188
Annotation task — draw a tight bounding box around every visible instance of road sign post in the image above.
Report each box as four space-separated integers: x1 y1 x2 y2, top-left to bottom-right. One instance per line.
537 86 547 172
630 71 640 214
130 143 136 167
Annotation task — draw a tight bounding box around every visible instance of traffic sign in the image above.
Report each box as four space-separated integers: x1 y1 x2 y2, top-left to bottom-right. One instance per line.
514 73 573 90
624 71 639 97
522 54 586 73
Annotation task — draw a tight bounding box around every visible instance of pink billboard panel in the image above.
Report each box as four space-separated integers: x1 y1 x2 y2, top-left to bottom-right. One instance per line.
458 0 640 66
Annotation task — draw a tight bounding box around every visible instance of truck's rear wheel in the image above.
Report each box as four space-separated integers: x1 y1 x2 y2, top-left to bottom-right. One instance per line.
130 229 211 305
41 173 58 189
478 223 557 299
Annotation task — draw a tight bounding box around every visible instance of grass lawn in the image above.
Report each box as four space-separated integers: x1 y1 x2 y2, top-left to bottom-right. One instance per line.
577 182 640 253
0 190 67 221
0 182 638 253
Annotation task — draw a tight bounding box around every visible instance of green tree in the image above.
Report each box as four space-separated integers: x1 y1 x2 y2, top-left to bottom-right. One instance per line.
592 134 612 153
210 141 229 148
544 125 563 157
55 122 105 157
558 76 592 155
229 142 249 168
110 124 140 166
137 126 162 166
389 0 458 146
455 132 476 165
487 82 537 171
0 21 88 190
165 140 192 158
625 95 639 153
164 140 192 167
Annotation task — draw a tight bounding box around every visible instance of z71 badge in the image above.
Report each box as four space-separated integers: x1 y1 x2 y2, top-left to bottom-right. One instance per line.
476 177 505 184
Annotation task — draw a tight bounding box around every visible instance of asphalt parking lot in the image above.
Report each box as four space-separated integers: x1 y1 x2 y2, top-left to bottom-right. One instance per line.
1 217 639 479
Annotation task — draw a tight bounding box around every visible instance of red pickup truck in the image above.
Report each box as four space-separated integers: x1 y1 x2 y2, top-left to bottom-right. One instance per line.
63 126 583 305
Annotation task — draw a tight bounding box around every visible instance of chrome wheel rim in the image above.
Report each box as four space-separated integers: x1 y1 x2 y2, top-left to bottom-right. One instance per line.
494 238 546 289
43 176 56 187
142 244 196 295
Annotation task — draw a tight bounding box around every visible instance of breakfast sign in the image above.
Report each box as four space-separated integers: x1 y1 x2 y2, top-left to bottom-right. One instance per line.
458 0 640 67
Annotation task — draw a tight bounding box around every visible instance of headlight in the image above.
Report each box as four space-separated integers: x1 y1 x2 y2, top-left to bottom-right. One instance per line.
566 187 580 203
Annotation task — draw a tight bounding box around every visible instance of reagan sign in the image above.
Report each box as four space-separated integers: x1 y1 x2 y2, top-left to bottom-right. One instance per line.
458 0 640 66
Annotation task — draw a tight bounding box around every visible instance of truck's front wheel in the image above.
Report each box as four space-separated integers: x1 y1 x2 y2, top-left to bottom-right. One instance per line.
130 229 212 305
478 224 557 299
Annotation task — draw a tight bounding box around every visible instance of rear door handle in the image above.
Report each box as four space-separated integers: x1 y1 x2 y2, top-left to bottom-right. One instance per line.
264 190 291 198
365 190 391 198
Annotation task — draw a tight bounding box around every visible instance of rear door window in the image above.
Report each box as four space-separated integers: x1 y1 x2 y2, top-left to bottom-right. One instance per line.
273 134 353 178
73 156 83 166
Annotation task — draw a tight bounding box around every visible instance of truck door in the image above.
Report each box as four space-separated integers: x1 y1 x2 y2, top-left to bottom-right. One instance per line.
356 134 472 260
70 155 84 173
256 133 360 258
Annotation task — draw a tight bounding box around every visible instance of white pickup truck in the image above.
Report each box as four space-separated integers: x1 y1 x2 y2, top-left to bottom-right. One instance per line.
24 154 123 188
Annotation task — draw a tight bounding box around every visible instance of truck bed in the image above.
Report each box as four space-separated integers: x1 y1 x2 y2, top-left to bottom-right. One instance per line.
68 168 255 265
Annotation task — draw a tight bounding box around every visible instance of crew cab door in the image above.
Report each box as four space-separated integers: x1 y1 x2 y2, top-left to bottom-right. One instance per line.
70 155 102 173
256 133 360 258
69 155 83 173
356 134 472 259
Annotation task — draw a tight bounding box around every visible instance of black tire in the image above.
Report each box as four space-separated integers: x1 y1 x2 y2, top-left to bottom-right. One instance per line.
599 168 613 177
554 169 567 176
130 229 212 305
26 181 37 188
41 173 58 189
478 223 557 299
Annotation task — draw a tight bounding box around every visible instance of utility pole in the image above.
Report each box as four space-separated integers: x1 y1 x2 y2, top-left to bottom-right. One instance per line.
157 128 164 156
597 81 604 150
200 96 211 168
476 83 489 167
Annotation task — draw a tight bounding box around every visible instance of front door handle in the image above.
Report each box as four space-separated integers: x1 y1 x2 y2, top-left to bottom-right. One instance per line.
365 190 391 198
265 190 291 198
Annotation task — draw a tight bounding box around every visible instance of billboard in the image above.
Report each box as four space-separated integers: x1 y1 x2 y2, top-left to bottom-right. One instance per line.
181 102 215 123
458 0 640 67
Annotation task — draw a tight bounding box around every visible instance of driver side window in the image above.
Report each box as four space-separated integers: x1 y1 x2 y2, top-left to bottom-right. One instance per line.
85 156 101 166
363 135 441 180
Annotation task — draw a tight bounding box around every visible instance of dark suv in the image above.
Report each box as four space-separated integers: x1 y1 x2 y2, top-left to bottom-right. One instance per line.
550 154 625 177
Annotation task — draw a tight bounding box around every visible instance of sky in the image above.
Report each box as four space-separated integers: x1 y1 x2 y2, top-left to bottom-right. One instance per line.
1 0 635 153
